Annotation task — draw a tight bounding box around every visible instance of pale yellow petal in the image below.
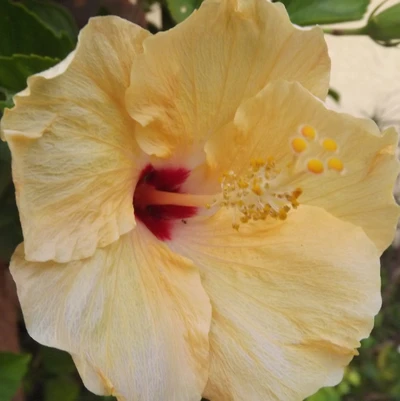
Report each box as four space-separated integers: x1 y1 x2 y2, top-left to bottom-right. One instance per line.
12 50 76 99
171 206 381 401
10 226 211 401
72 355 108 396
206 80 399 253
125 0 330 157
1 17 151 262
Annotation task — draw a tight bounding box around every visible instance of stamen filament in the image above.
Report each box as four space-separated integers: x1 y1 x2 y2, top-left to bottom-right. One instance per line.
135 185 217 208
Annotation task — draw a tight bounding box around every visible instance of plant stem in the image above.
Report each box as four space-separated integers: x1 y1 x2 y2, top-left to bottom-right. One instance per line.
323 26 369 36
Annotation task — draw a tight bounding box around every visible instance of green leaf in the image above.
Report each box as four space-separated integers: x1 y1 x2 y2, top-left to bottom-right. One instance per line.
278 0 370 26
0 54 59 93
328 88 340 103
337 380 351 395
0 0 74 58
167 0 203 23
45 376 80 401
0 94 14 114
41 347 76 376
306 387 341 401
346 368 362 387
21 0 78 44
367 3 400 43
0 352 31 401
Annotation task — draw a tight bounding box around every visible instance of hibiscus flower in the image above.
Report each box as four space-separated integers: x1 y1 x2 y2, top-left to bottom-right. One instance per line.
1 0 399 400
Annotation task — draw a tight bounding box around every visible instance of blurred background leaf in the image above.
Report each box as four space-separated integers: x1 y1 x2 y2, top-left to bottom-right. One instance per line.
167 0 202 23
366 2 400 44
307 387 341 401
0 0 75 58
20 0 78 43
0 54 59 93
44 377 80 401
274 0 370 26
0 91 13 114
0 352 31 401
40 347 76 376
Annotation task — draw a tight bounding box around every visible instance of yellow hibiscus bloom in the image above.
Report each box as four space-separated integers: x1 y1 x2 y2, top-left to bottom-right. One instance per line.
1 0 399 400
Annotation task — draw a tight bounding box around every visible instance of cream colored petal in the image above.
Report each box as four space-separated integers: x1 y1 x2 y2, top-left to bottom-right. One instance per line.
125 0 330 157
71 354 108 396
171 206 381 401
206 80 399 253
1 17 151 263
10 226 211 401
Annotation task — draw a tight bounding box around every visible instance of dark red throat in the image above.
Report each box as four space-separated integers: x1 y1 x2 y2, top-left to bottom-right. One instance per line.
133 164 197 240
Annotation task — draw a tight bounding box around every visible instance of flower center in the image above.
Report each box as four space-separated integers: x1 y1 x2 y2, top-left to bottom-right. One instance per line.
219 158 303 229
133 164 198 240
134 125 346 236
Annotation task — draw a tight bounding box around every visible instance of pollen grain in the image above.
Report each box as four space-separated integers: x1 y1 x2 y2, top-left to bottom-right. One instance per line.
307 159 324 174
291 137 308 153
327 157 344 172
301 125 317 140
322 138 338 152
220 158 303 230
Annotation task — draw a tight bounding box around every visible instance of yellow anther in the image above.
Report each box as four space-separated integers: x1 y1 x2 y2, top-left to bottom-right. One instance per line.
307 159 324 174
291 137 308 153
278 209 288 220
292 188 303 199
263 204 271 213
301 125 316 140
240 216 250 224
322 138 338 152
266 156 276 167
251 158 265 171
252 183 263 196
218 160 308 231
238 179 249 189
327 157 344 172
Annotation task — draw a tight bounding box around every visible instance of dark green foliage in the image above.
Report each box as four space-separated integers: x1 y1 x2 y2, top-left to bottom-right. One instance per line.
0 91 13 114
0 0 78 116
0 54 59 92
166 0 371 25
366 3 400 44
275 0 370 26
166 0 203 23
328 88 341 103
20 0 78 42
0 352 31 401
0 0 75 58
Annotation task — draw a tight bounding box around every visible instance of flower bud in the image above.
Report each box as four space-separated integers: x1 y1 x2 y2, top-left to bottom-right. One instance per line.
366 3 400 43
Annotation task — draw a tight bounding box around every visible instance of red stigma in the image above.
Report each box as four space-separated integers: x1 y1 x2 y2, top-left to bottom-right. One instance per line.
133 164 197 240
